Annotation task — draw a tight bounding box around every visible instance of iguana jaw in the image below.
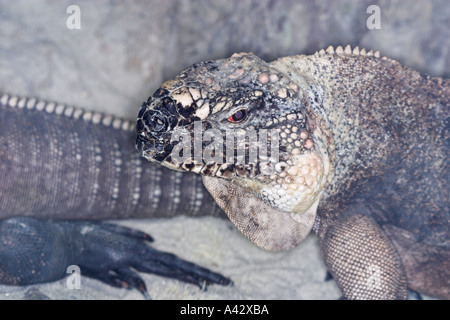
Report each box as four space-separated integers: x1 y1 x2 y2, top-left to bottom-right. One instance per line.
137 104 331 217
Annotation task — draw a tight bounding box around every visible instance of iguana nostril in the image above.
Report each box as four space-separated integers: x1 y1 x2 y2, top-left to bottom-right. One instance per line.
143 110 169 133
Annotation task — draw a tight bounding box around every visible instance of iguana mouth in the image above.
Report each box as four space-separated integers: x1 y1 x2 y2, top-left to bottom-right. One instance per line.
137 93 286 180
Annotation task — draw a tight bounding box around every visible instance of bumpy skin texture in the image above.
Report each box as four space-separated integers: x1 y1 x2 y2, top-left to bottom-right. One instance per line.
138 46 449 299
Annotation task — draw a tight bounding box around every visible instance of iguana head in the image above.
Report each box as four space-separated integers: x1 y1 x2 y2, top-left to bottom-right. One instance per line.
137 53 333 251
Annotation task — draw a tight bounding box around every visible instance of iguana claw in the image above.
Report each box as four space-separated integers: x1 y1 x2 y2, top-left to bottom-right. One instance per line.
0 217 232 298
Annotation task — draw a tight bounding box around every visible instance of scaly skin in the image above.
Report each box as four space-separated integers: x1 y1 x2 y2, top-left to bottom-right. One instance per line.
137 45 449 299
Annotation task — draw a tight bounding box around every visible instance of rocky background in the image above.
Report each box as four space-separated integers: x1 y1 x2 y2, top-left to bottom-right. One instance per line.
0 0 447 299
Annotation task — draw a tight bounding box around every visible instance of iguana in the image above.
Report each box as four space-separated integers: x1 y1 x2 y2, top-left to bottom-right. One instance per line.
136 45 449 299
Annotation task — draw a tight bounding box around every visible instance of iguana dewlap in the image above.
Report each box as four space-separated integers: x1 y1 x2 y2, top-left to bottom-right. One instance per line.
137 45 449 299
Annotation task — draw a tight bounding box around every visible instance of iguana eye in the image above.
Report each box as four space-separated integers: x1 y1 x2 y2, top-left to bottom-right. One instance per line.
228 109 248 123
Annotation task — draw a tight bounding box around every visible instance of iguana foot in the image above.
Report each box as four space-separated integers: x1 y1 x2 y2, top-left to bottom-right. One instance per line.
0 217 232 299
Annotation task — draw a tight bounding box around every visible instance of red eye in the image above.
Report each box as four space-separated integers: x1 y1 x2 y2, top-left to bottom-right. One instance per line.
228 109 248 123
